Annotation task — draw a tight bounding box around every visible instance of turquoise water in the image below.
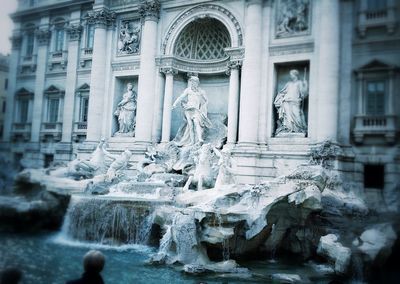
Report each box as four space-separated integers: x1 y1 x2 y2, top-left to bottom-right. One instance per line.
0 232 333 284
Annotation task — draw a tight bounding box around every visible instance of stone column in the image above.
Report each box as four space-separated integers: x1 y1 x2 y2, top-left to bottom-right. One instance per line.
31 27 51 142
237 0 263 145
226 61 241 144
85 8 115 142
61 23 82 143
316 0 340 142
3 33 22 142
135 0 160 144
160 67 177 143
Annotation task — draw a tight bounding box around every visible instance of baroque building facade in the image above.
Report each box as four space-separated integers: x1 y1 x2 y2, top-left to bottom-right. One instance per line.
2 0 400 206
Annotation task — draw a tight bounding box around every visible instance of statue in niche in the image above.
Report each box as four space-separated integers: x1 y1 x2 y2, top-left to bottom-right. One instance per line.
172 76 212 146
276 0 310 37
114 82 137 136
117 20 141 55
274 69 308 136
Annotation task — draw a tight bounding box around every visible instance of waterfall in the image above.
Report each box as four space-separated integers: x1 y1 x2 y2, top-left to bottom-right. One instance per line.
216 213 230 261
57 196 155 245
158 225 173 255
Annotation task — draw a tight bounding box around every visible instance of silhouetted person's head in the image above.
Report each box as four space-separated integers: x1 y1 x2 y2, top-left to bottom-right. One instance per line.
0 267 22 284
83 250 105 274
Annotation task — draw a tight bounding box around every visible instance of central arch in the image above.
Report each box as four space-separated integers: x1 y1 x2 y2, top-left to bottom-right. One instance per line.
162 4 243 57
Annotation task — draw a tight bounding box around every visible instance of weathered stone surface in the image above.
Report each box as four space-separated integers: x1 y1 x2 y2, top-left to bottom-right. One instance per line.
317 234 351 274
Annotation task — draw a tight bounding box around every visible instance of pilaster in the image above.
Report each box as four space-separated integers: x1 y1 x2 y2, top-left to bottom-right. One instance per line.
31 23 51 142
62 21 82 143
316 0 340 142
135 0 160 144
3 34 22 142
86 7 115 142
237 0 263 146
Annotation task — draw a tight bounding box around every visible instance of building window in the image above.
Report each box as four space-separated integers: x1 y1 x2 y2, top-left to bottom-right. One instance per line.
18 99 29 123
80 97 89 122
364 164 385 189
2 101 6 113
48 98 60 122
4 79 8 90
366 81 385 115
86 24 95 49
26 33 34 56
54 29 64 52
367 0 387 11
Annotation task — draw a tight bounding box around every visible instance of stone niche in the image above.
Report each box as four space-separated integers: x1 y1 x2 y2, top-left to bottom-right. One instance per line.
112 76 138 137
273 61 310 137
170 73 229 141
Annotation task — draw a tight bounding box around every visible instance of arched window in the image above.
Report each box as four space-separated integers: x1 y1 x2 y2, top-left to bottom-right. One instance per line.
174 18 231 61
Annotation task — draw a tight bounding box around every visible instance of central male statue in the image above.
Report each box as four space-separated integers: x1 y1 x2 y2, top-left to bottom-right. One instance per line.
172 76 212 146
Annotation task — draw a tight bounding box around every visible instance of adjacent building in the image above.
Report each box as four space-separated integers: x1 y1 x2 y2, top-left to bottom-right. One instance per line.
0 54 9 140
2 0 400 207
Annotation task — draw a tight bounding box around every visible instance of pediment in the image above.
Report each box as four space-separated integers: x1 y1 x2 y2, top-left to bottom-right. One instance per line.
358 59 397 72
44 85 64 94
76 83 90 92
15 87 33 96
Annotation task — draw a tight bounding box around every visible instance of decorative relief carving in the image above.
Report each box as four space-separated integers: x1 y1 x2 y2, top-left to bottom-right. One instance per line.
162 4 243 55
275 0 311 38
85 8 116 28
66 24 83 41
139 0 161 22
35 29 51 45
160 67 178 75
117 19 141 55
159 56 229 74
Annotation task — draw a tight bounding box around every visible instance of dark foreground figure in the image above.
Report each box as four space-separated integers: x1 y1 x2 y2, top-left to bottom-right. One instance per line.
66 250 105 284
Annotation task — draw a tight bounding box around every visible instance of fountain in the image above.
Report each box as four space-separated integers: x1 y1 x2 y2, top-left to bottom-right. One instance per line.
2 78 399 283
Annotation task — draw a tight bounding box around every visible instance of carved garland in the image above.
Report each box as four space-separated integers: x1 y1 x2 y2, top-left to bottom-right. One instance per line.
162 4 243 55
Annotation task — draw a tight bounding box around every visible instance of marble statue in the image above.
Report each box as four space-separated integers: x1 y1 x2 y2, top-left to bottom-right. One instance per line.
274 69 308 135
105 149 133 183
276 0 310 37
114 82 137 136
117 21 141 55
172 76 212 146
213 147 236 188
183 143 216 191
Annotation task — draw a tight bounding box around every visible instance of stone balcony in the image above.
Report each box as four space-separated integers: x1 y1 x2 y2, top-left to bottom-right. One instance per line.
79 48 93 68
19 55 37 74
11 123 31 141
353 115 397 144
48 51 68 71
72 122 87 142
40 122 62 142
358 6 397 37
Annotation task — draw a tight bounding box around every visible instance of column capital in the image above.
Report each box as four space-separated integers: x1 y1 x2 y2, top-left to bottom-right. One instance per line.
10 34 22 50
35 29 51 46
66 24 83 41
226 61 242 75
160 67 178 76
139 0 161 22
85 8 116 29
